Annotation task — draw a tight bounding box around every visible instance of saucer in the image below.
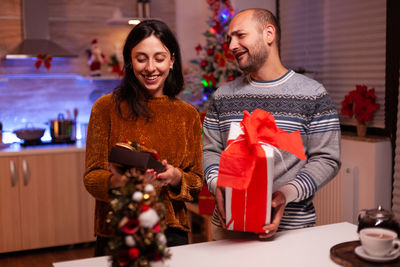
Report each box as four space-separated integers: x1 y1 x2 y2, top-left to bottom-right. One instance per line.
354 246 400 262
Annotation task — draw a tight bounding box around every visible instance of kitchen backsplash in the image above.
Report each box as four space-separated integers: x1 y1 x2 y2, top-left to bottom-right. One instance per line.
0 74 120 143
0 0 176 143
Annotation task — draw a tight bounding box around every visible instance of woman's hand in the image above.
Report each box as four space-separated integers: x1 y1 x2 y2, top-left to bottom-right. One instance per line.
108 163 129 188
109 160 182 189
153 159 182 188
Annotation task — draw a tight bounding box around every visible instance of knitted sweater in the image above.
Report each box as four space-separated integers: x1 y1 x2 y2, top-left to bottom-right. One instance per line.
84 94 203 237
203 70 341 230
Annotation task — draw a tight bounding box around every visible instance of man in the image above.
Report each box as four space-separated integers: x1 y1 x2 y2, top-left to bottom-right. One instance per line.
202 8 341 240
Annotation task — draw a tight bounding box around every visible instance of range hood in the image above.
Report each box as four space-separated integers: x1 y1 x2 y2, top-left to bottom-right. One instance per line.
5 0 77 59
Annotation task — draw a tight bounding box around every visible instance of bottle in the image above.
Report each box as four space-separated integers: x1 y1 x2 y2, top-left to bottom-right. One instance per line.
143 0 150 18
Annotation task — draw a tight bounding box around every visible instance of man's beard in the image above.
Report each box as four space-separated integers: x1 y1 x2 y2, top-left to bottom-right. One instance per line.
238 42 268 73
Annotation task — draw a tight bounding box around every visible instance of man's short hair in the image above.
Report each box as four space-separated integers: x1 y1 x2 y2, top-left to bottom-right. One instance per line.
246 8 281 47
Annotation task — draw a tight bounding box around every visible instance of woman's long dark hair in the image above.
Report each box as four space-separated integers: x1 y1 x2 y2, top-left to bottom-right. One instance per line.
113 19 184 120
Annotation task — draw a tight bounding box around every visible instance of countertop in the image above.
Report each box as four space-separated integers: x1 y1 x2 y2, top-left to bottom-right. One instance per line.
53 222 361 267
0 140 85 156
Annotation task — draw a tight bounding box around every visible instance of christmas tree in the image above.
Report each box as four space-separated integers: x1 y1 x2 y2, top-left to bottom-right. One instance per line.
182 0 242 110
107 141 170 267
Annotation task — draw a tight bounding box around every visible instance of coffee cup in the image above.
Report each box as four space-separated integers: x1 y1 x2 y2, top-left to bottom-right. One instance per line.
359 227 400 257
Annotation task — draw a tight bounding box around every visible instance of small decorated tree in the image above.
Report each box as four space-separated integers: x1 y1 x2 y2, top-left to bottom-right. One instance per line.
107 141 170 267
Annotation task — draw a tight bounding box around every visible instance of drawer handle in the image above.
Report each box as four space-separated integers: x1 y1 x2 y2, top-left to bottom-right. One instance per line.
10 160 19 187
22 159 31 186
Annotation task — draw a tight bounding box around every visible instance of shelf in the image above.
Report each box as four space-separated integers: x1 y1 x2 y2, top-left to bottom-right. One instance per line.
107 17 141 25
0 74 82 79
78 74 122 81
0 74 121 81
106 8 143 25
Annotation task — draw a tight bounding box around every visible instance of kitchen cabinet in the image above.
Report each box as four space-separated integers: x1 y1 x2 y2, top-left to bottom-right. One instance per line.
0 148 95 253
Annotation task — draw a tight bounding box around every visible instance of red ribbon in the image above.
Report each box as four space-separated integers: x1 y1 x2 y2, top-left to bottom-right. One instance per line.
218 109 306 232
35 54 52 70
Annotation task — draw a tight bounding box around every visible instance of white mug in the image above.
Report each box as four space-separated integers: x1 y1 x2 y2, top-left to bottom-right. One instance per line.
359 227 400 257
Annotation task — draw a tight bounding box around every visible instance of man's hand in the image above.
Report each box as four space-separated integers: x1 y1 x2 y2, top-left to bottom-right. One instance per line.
258 190 286 239
215 186 226 228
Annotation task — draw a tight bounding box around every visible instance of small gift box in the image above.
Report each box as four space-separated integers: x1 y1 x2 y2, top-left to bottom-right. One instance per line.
217 109 306 233
109 143 165 173
198 183 215 215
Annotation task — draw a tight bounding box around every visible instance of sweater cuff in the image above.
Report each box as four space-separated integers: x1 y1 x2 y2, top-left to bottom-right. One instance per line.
167 168 183 197
278 184 298 205
209 177 218 196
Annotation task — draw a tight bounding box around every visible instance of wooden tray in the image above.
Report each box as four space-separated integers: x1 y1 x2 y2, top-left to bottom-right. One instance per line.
330 240 400 266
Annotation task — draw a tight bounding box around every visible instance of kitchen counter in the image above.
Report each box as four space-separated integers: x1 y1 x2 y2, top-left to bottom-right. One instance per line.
53 222 360 267
0 140 85 156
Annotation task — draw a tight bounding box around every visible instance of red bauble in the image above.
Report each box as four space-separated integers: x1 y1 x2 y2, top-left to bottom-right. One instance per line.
128 248 140 259
200 60 207 69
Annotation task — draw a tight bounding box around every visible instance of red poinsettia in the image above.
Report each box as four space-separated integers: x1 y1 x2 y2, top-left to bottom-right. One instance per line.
341 85 380 123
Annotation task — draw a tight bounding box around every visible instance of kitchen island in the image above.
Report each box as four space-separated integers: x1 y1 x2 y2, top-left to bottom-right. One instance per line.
53 222 361 267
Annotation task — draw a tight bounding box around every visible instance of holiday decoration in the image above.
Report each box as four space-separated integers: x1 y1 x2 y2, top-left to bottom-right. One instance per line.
178 68 208 111
108 54 124 77
107 141 170 267
183 0 241 110
34 54 52 70
341 84 380 124
86 39 107 76
217 109 306 233
198 183 215 215
341 84 380 137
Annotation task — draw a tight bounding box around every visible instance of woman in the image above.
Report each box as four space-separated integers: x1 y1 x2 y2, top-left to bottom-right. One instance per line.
84 19 203 256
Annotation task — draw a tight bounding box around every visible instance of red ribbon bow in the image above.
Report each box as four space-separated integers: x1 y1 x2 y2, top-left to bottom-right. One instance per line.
35 54 52 70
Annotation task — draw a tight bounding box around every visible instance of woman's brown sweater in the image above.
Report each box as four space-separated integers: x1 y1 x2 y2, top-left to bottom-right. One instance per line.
84 94 203 237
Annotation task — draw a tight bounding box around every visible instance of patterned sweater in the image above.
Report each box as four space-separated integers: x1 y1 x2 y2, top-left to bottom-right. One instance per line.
84 94 203 237
203 70 341 230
